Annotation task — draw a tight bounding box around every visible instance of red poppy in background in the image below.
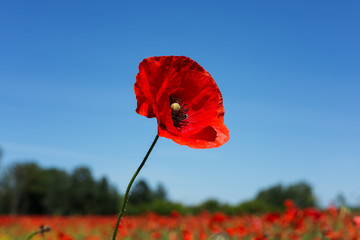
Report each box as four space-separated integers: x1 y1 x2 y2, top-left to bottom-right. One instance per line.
354 216 360 228
135 56 229 148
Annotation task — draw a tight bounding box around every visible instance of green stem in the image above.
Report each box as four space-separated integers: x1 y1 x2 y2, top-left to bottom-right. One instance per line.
26 226 51 240
112 134 159 240
26 231 40 240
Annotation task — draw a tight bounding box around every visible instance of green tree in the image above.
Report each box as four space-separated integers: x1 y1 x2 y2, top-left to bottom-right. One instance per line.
128 179 153 205
235 199 279 214
200 199 221 213
69 167 97 214
285 182 316 208
0 162 121 215
153 183 167 201
255 184 285 209
42 168 71 214
93 177 121 214
0 162 46 214
255 181 316 210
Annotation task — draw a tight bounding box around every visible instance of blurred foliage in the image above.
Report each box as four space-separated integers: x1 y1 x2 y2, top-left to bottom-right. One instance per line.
0 162 120 215
126 180 188 215
0 161 326 215
134 182 320 215
253 182 317 210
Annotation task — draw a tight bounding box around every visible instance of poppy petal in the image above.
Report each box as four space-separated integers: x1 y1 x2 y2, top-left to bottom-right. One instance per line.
135 56 229 148
134 82 156 118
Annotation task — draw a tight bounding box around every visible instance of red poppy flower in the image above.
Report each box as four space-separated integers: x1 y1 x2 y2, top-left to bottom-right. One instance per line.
134 56 229 148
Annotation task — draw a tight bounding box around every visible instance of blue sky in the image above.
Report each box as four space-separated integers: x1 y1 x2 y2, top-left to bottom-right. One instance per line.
1 1 359 207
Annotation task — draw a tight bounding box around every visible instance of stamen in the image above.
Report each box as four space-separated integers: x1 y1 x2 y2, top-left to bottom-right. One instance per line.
171 103 181 112
169 96 188 130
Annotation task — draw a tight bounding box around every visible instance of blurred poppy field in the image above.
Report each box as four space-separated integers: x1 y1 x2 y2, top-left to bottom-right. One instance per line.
1 201 359 240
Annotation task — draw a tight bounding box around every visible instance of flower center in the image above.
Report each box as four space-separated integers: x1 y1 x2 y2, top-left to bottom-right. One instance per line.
169 96 188 130
170 102 181 112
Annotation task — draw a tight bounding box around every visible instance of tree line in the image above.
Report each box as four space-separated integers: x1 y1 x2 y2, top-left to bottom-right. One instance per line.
0 162 120 215
0 161 318 215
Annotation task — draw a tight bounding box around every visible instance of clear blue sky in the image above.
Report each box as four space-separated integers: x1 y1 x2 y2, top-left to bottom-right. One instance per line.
1 1 359 207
